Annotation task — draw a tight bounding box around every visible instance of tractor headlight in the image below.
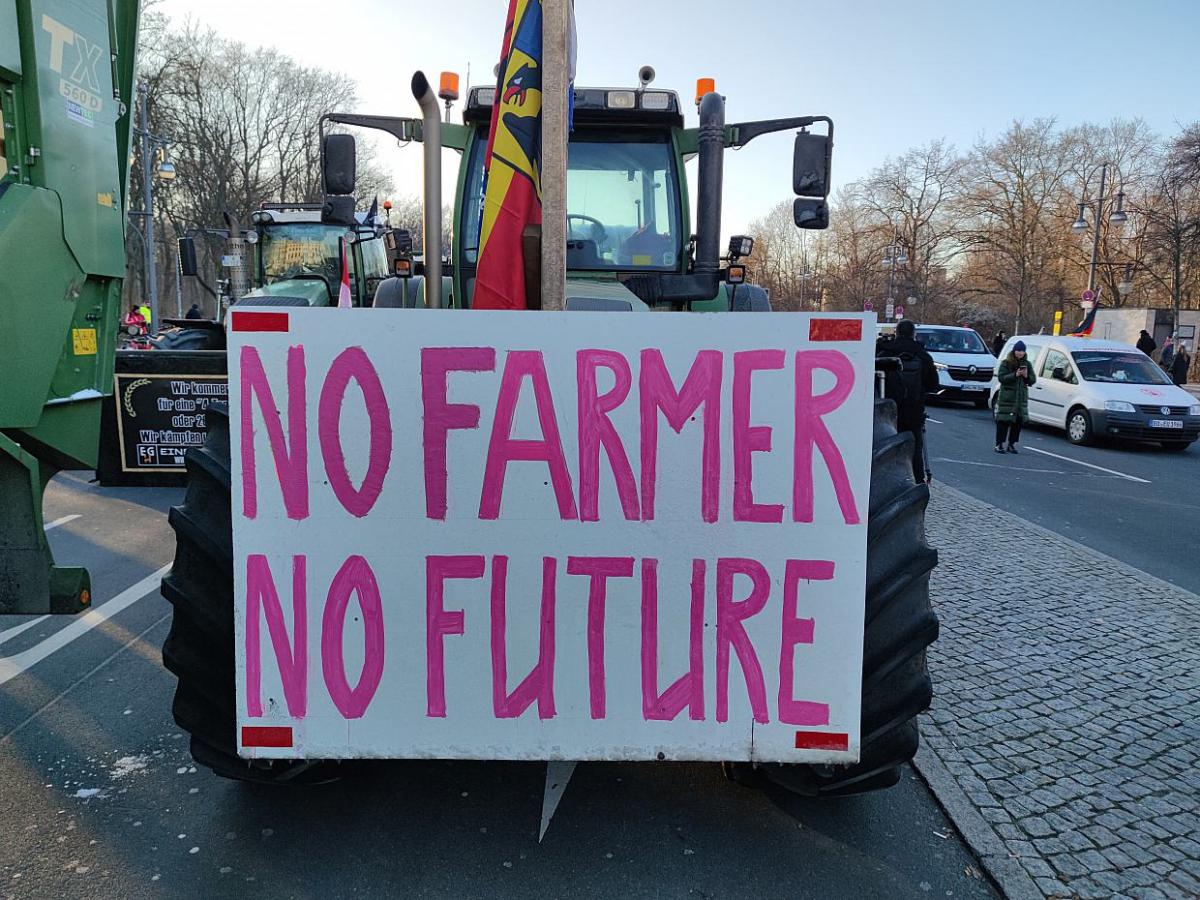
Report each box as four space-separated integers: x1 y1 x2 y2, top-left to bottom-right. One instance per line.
1104 400 1135 413
606 91 636 109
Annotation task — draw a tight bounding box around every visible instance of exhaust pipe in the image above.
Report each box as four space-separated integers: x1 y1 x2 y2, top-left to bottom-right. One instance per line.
694 90 725 277
412 71 442 308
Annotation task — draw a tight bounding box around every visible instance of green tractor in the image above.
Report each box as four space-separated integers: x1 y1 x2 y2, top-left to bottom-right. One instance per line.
161 70 939 797
153 202 416 352
0 0 140 614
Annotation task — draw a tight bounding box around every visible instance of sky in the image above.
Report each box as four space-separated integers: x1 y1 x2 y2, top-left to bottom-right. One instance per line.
155 0 1200 233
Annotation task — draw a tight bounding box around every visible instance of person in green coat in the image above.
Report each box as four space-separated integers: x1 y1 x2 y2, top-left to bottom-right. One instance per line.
994 340 1036 453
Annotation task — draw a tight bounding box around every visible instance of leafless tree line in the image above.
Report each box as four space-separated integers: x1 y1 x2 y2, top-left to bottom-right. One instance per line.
126 12 398 318
748 118 1200 338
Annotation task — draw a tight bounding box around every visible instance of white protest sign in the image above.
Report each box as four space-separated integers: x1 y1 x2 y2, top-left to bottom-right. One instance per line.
229 309 874 764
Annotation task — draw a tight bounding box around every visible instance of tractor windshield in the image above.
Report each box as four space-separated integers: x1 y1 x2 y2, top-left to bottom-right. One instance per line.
460 129 682 273
259 223 343 286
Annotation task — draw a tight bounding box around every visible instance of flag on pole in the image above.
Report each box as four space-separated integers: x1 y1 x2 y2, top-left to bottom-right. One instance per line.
472 0 544 310
338 237 353 308
1069 303 1098 336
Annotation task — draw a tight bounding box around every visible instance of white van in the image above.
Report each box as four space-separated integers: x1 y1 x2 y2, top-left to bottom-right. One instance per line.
990 335 1200 450
914 325 996 408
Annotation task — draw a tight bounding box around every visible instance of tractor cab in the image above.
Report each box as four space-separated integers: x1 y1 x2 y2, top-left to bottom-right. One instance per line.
320 71 833 312
459 86 689 310
453 79 833 312
247 204 391 308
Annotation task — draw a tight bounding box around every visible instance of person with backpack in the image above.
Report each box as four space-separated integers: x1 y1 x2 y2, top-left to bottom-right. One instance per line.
994 340 1036 453
1136 329 1157 356
876 319 938 483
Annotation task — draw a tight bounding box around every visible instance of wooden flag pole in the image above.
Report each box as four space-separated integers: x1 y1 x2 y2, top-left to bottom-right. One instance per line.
540 0 569 311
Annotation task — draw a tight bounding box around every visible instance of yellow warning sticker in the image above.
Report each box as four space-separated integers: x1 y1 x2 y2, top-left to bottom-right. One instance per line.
96 193 114 208
72 328 97 355
632 254 653 266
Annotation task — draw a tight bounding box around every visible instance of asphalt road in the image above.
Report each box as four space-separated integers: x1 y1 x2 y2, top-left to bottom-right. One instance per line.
924 399 1200 593
0 473 996 899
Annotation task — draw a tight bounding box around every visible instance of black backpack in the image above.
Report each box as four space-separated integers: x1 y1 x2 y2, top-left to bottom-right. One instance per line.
881 349 926 424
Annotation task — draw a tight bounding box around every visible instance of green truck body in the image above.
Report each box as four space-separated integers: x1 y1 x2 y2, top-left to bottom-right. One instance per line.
0 0 140 613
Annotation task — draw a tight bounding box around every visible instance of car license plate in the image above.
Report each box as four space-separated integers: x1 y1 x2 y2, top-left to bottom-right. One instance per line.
962 383 986 391
1150 419 1183 429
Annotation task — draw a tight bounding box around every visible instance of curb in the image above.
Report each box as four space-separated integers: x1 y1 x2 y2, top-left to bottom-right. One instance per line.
912 740 1044 900
913 483 1198 899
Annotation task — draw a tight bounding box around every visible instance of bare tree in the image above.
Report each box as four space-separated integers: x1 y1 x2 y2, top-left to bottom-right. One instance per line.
859 140 968 323
746 201 826 310
958 119 1076 333
128 18 396 317
1060 119 1159 311
1131 139 1200 330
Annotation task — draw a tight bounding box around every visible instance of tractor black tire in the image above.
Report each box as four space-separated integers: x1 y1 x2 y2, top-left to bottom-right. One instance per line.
161 403 335 785
754 398 939 798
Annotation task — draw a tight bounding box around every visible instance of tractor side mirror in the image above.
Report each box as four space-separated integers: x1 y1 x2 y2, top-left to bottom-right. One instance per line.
793 130 832 198
322 133 357 196
794 198 829 230
322 195 357 226
178 237 198 276
388 228 414 255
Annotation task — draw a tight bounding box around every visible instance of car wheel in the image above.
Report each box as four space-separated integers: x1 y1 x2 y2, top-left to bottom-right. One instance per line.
1066 408 1093 445
1161 441 1192 452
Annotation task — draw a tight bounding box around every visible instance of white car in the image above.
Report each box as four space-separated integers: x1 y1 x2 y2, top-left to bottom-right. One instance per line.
914 325 996 408
990 335 1200 450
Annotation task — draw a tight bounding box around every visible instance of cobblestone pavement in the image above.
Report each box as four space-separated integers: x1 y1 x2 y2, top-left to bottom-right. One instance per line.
921 484 1200 900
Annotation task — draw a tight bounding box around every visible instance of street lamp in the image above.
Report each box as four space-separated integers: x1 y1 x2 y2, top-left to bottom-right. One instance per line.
129 83 178 319
156 147 176 181
799 270 820 311
1070 161 1126 301
881 230 908 321
1117 262 1134 298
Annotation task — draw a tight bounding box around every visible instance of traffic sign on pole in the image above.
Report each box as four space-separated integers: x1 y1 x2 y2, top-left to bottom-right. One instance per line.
885 300 894 320
895 305 905 320
863 299 873 312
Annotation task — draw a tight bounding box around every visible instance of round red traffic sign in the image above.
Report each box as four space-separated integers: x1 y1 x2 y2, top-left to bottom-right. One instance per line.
863 299 873 312
1081 289 1095 302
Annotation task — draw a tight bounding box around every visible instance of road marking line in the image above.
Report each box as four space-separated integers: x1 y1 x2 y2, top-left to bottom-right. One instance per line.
1024 447 1151 484
932 458 1066 475
43 515 81 531
0 611 171 748
925 417 944 424
0 565 169 688
0 617 49 648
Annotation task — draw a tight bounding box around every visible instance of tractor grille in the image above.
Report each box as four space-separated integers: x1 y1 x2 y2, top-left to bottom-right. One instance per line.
1135 404 1190 416
947 366 994 383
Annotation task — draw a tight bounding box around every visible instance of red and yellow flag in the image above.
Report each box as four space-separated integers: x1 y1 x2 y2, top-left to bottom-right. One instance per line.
473 0 543 310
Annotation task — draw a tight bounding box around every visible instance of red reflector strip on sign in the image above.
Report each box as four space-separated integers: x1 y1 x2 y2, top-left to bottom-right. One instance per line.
794 731 849 751
809 319 862 342
241 726 294 748
230 311 289 333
